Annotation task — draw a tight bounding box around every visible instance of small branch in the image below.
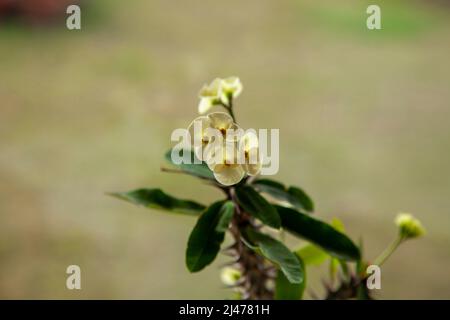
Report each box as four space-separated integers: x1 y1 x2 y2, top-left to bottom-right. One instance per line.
160 167 186 174
226 187 274 300
220 97 237 123
228 99 237 123
324 274 372 300
374 235 404 266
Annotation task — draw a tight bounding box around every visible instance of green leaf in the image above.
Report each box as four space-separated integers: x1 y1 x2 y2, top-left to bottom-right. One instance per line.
253 179 314 212
357 282 371 300
330 217 345 232
275 255 306 300
165 148 214 180
275 206 360 261
253 179 285 190
186 201 227 272
245 228 304 284
329 257 339 279
296 244 329 266
110 188 206 216
216 201 235 232
287 186 314 212
235 185 281 229
356 238 366 275
328 218 349 279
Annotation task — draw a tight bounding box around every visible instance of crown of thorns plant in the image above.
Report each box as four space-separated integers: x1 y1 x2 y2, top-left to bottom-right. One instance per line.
111 77 425 300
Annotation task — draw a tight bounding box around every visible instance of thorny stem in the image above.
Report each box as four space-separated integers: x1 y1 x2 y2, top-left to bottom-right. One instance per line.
324 274 371 300
217 97 272 298
225 187 274 300
168 94 270 299
325 235 406 299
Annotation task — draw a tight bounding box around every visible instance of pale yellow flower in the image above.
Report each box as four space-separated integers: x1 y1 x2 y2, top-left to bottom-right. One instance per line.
198 77 243 114
220 267 242 286
188 112 241 161
239 131 262 176
395 213 426 239
206 142 245 186
198 78 222 114
220 76 243 105
187 115 211 160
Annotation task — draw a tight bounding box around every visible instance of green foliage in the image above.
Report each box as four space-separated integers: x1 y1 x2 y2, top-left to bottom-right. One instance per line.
244 228 304 284
235 185 281 229
296 218 351 281
110 188 205 215
112 77 423 300
215 201 235 232
328 218 349 279
186 201 227 272
275 206 360 261
253 179 314 212
296 244 329 266
275 255 306 300
165 148 215 180
297 218 350 281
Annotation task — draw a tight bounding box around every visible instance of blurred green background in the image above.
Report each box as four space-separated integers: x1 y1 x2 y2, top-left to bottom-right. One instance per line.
0 0 449 299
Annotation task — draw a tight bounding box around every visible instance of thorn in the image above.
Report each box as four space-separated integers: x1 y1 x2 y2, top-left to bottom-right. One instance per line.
219 261 239 268
227 278 246 288
222 242 238 251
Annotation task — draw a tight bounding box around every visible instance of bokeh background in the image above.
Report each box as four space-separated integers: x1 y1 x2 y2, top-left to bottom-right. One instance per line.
0 0 449 299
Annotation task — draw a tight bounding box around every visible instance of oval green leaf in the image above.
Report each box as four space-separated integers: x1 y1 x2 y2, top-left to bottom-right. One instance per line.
165 148 214 180
253 179 314 212
287 186 314 212
110 188 206 216
295 244 329 266
245 228 304 284
215 201 235 232
275 255 306 300
235 185 281 229
275 205 360 261
186 201 227 272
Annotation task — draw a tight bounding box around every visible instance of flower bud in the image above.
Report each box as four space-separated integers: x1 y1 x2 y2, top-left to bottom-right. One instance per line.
395 213 426 239
220 77 243 105
220 267 242 286
198 78 222 114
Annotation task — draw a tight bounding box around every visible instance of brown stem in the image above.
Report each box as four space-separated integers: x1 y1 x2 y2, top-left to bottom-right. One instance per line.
324 275 372 300
226 187 274 300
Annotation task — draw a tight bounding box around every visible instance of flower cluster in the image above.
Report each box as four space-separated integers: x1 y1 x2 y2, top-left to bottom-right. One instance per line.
187 77 260 186
198 77 243 114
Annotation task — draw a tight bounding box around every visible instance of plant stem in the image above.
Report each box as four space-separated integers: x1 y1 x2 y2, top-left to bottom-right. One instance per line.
228 99 236 123
325 235 406 299
218 97 271 298
373 235 404 266
221 97 237 123
226 187 273 299
160 167 186 174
